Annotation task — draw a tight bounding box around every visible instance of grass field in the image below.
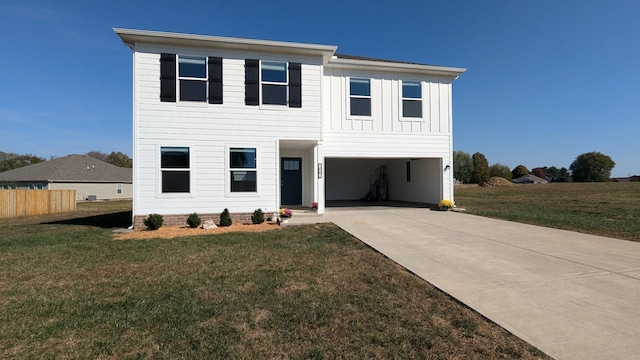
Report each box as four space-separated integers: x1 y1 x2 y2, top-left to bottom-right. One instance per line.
0 201 549 359
455 182 640 242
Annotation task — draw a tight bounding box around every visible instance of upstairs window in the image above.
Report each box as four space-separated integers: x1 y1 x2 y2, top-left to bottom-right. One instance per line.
402 81 422 118
245 60 301 107
160 53 223 104
349 78 371 116
160 146 190 193
229 148 257 192
261 62 287 105
178 56 207 102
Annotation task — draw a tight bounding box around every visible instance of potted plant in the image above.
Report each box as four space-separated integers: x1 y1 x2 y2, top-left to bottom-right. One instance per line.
311 202 318 212
438 199 455 211
278 208 293 224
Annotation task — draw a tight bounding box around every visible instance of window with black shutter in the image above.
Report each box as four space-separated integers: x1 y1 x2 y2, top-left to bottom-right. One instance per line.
160 53 224 104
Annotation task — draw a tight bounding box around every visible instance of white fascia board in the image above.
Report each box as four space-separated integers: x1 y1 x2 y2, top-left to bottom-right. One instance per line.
114 28 337 63
327 57 466 78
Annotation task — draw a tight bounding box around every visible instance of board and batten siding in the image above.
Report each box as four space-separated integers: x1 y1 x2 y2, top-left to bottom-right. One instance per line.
132 44 324 216
321 66 453 158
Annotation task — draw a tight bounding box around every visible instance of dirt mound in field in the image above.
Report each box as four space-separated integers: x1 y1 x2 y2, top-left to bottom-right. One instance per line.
479 177 514 187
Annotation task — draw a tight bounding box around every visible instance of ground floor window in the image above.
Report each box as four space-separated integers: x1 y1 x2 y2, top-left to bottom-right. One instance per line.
116 183 123 194
229 147 257 192
161 146 190 193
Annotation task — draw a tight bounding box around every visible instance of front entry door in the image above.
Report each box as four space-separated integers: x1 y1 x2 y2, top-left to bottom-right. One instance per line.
281 157 302 205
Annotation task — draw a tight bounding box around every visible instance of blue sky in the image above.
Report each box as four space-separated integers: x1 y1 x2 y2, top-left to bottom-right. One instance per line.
1 0 638 177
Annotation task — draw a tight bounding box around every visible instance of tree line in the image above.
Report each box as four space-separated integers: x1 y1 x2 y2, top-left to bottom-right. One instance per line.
0 150 132 172
453 151 616 184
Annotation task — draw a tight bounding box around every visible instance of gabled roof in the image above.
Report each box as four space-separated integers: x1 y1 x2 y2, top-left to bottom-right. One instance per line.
512 174 548 184
0 155 132 183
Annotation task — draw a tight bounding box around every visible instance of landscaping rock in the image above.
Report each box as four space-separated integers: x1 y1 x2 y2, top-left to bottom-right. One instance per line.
202 220 217 229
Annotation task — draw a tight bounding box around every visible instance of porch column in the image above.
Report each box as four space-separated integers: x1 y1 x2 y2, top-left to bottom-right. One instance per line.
314 141 325 214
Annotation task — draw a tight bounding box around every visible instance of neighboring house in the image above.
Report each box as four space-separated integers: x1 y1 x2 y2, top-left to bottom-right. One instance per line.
0 154 132 200
611 176 640 182
512 174 548 184
115 28 465 228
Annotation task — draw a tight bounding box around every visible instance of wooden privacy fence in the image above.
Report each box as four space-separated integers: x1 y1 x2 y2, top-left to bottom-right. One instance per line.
0 190 76 218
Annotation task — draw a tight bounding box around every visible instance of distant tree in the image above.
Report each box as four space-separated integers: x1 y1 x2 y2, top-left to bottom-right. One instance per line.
511 164 529 179
557 167 570 182
86 150 109 162
471 152 490 184
531 167 546 179
107 151 133 168
453 151 473 184
86 150 132 168
0 151 45 172
570 152 615 182
490 163 512 180
542 166 570 182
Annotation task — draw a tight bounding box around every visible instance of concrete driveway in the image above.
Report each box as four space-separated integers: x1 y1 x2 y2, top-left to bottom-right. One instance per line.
324 207 640 360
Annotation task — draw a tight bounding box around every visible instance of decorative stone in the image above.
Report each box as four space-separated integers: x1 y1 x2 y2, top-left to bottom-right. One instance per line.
202 220 217 229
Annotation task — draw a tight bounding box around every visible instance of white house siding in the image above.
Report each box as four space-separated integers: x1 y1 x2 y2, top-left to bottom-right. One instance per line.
321 67 455 203
132 43 324 218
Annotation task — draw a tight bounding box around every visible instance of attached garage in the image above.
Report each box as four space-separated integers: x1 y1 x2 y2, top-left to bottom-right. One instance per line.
325 157 443 204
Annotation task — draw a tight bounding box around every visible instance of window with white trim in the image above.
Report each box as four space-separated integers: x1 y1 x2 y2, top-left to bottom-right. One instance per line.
36 184 44 190
349 78 371 116
28 184 35 190
116 183 123 194
229 148 257 192
402 81 422 118
178 56 207 102
261 61 288 105
160 146 190 193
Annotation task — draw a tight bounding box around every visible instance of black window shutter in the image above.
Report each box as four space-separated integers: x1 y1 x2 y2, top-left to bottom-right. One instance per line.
160 53 176 102
288 62 302 108
208 57 223 104
245 59 259 106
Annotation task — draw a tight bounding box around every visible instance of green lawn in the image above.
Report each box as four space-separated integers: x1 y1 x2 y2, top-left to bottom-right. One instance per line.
0 201 548 359
455 182 640 241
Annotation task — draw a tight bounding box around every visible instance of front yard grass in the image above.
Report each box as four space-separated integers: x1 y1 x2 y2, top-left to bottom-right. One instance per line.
0 201 548 359
455 182 640 242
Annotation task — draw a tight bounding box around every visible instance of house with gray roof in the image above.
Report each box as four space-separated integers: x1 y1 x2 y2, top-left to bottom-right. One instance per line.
512 174 548 184
0 154 132 200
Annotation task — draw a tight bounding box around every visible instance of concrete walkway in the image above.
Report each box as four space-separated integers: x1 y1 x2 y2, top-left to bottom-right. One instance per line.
323 207 640 360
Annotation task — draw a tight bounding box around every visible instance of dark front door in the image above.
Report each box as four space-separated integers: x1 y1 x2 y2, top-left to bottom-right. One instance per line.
281 157 302 205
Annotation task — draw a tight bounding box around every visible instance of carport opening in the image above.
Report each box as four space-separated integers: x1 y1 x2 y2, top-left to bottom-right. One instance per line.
324 157 442 208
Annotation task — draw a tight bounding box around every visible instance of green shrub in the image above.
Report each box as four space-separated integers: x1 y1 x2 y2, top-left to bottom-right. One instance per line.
251 208 265 224
186 213 201 228
143 213 164 230
219 208 232 227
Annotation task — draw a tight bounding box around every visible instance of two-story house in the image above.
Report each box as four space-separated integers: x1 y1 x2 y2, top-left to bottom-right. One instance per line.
115 28 465 228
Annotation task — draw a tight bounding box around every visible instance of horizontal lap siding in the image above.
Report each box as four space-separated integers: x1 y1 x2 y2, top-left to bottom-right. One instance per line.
134 46 323 216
